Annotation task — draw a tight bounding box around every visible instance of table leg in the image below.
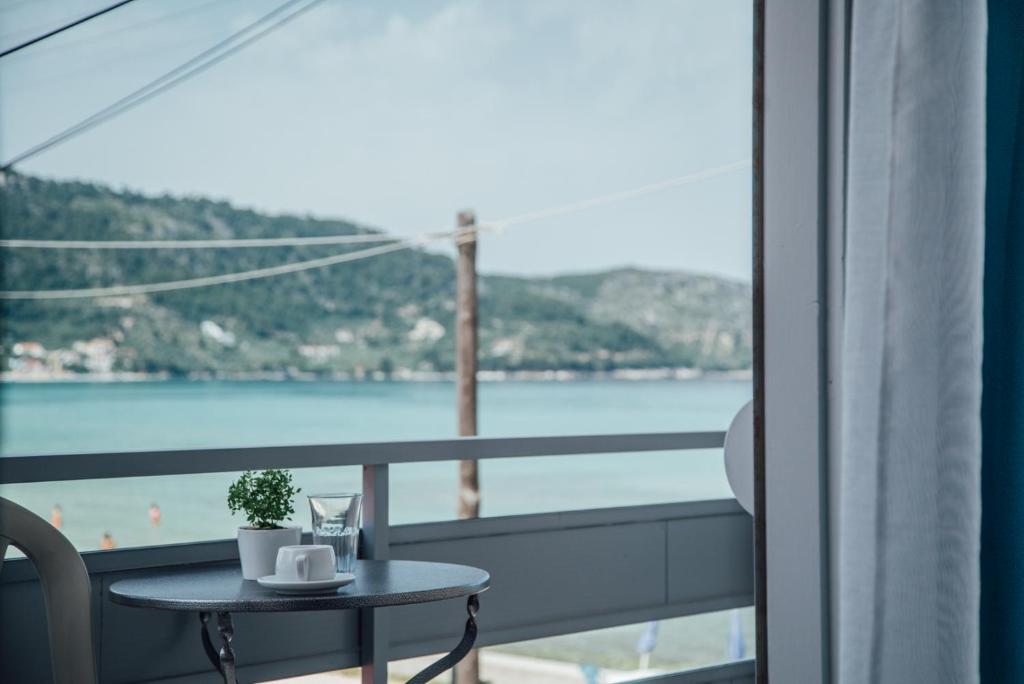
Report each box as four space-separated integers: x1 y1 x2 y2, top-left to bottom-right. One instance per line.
405 594 480 684
216 611 239 684
199 612 224 676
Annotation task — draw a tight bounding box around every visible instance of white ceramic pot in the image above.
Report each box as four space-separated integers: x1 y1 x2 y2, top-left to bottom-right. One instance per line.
236 526 301 580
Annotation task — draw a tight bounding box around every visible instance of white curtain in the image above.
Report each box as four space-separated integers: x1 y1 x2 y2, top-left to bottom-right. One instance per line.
840 2 986 683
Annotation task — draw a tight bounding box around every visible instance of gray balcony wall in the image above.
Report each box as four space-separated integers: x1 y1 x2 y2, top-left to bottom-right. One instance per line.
1 499 752 683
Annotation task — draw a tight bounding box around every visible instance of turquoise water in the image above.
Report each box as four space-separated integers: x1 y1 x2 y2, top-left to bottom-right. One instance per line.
0 379 749 551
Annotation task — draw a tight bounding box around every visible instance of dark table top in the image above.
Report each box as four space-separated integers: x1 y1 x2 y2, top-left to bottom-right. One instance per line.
108 560 489 613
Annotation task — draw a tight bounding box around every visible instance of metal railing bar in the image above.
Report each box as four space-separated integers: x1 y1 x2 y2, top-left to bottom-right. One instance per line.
0 431 725 484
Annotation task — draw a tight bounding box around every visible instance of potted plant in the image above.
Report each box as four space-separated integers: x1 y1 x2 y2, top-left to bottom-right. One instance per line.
228 469 302 580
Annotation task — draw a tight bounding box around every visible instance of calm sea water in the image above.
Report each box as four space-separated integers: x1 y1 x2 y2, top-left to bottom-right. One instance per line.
0 379 749 552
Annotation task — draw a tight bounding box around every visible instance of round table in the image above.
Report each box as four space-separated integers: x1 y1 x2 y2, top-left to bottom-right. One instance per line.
109 560 490 684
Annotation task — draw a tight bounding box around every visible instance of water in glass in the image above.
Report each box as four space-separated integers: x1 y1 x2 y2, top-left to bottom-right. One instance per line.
308 494 362 574
313 523 359 573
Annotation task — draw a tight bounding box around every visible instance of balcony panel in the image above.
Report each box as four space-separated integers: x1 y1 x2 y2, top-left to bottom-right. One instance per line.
390 521 666 649
0 575 102 683
667 515 754 604
387 500 752 660
1 499 752 682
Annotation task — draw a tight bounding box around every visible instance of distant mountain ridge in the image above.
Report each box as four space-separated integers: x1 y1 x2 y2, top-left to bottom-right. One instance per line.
0 173 751 378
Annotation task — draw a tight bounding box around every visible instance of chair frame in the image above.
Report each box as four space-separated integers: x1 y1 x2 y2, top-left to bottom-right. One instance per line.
0 497 97 684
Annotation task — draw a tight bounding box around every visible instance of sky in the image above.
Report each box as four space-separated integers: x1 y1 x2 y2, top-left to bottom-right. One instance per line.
0 0 753 281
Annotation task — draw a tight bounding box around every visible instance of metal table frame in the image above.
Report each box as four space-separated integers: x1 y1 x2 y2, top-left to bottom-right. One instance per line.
196 595 480 684
109 561 488 684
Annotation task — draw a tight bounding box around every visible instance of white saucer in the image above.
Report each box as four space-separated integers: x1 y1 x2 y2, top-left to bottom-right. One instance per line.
257 573 355 594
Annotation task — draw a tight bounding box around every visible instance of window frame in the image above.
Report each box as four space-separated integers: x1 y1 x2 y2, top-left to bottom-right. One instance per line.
758 0 847 680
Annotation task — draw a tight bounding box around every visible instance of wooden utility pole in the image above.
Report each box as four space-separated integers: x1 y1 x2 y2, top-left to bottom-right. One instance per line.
454 209 480 684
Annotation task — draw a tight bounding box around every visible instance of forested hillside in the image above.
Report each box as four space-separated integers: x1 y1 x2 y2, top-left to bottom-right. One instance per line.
0 173 751 378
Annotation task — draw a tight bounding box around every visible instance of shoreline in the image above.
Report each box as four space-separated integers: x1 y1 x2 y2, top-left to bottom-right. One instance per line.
0 367 752 384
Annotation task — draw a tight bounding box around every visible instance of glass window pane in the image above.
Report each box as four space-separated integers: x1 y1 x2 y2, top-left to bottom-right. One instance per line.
1 0 752 562
1 0 751 456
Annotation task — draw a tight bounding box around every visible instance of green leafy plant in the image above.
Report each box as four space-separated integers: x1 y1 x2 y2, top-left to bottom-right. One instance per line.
227 469 300 529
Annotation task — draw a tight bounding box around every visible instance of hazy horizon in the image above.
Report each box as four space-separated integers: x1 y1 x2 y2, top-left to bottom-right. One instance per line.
1 0 753 281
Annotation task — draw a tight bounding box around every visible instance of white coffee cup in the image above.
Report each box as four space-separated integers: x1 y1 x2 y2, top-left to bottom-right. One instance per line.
275 545 336 582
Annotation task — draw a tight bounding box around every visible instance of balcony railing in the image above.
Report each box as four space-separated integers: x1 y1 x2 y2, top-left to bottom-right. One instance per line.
0 431 754 684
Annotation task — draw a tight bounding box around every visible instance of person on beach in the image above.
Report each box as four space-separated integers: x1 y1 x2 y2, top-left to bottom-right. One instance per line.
148 502 162 526
100 532 116 550
50 504 63 529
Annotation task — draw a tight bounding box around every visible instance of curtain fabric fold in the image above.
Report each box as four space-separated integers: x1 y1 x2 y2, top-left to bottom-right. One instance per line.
840 2 986 682
981 0 1024 681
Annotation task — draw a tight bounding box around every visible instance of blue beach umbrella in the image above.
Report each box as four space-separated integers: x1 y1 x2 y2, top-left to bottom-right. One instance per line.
635 620 660 670
637 620 660 655
727 609 746 660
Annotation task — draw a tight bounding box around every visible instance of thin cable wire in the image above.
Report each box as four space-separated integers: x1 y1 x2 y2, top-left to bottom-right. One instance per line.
0 0 324 170
480 159 752 233
0 159 749 298
4 0 231 59
2 162 751 250
0 233 413 250
0 234 453 300
1 0 315 169
0 0 140 58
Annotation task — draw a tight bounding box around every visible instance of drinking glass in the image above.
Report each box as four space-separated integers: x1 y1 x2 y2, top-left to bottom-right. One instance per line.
308 493 362 573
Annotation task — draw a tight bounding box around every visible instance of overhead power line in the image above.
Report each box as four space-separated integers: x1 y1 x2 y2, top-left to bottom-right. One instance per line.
0 0 326 171
0 233 417 250
1 161 751 251
0 159 751 298
0 0 141 59
480 159 753 234
0 235 453 301
4 0 231 59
